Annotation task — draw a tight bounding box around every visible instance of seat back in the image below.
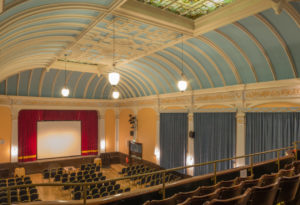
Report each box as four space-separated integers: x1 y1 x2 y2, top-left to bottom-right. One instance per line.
174 187 201 204
248 179 279 205
203 188 251 205
240 179 259 192
145 195 177 205
218 184 243 200
198 183 220 196
258 173 278 186
179 189 220 205
277 174 300 203
219 178 239 188
292 161 300 174
277 168 294 177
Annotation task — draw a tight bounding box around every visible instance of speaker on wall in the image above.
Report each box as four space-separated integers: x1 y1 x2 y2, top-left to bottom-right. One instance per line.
189 131 195 138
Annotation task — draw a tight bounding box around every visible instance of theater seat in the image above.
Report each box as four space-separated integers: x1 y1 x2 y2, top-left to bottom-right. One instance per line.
276 174 300 203
173 186 201 204
248 178 279 205
203 188 251 205
258 173 278 186
143 194 177 205
178 189 220 205
218 184 243 200
277 167 295 177
240 179 259 192
198 183 220 196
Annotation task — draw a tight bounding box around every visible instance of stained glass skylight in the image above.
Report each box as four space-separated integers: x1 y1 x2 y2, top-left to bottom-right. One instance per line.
137 0 233 19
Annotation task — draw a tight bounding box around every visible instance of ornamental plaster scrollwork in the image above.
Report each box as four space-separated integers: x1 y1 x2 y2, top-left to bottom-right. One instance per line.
245 88 300 99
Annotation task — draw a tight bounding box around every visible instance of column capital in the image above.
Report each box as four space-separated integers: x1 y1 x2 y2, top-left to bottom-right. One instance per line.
188 112 194 121
11 107 20 120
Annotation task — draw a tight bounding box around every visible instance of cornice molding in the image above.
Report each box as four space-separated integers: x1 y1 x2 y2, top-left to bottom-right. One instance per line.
1 79 300 111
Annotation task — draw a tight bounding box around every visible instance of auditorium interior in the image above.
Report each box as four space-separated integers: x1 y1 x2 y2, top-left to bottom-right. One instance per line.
0 0 300 204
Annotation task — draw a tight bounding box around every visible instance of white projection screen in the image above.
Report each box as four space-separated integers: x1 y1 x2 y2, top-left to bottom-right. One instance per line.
37 121 81 159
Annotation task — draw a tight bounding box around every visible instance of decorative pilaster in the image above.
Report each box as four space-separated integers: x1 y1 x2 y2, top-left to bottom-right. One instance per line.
133 109 138 142
187 112 194 176
98 111 105 153
236 110 246 167
155 111 160 165
11 107 19 162
115 110 120 152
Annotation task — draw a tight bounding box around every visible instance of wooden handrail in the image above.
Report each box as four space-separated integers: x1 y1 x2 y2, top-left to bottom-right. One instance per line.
0 142 299 205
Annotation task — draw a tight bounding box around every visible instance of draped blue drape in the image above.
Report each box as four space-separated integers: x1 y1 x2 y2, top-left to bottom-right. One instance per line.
246 112 300 163
160 113 188 172
194 113 236 175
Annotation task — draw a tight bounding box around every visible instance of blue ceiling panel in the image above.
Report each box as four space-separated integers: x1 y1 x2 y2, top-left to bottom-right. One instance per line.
203 31 256 84
167 46 212 88
18 70 31 96
138 58 177 91
119 71 145 96
157 51 199 90
239 15 294 80
74 73 93 98
187 38 237 86
131 61 171 93
29 68 43 97
119 70 151 96
182 43 223 87
94 78 107 99
7 74 18 95
41 69 58 97
219 24 274 82
0 81 5 95
85 75 100 99
261 9 300 77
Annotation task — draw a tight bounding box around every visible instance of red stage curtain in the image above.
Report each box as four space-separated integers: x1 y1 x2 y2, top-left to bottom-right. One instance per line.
18 110 98 162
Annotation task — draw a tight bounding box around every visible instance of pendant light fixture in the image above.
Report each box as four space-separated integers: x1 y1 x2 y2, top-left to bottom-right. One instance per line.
177 34 188 92
108 15 120 86
112 90 120 99
61 54 70 97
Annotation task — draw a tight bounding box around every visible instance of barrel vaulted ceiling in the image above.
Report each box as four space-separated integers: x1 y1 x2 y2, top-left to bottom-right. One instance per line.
0 0 299 99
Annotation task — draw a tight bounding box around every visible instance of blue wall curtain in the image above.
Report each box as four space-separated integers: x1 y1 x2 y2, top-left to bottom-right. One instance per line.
194 113 236 175
246 112 300 163
160 113 188 172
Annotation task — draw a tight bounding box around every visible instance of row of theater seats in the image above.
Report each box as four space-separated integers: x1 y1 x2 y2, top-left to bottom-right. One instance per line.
119 164 150 175
72 182 131 200
61 172 106 191
0 176 40 205
80 163 100 172
144 161 300 205
0 176 32 187
120 164 180 185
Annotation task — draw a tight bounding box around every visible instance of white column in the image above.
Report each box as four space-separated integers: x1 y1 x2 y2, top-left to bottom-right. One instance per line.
236 111 246 167
98 112 105 153
155 112 160 165
115 111 119 152
187 112 194 176
11 108 19 162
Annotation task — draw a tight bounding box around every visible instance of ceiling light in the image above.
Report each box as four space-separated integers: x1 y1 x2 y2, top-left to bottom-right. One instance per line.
112 90 120 99
108 16 120 86
108 72 120 86
177 34 188 92
61 87 70 97
178 80 187 92
61 54 70 97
